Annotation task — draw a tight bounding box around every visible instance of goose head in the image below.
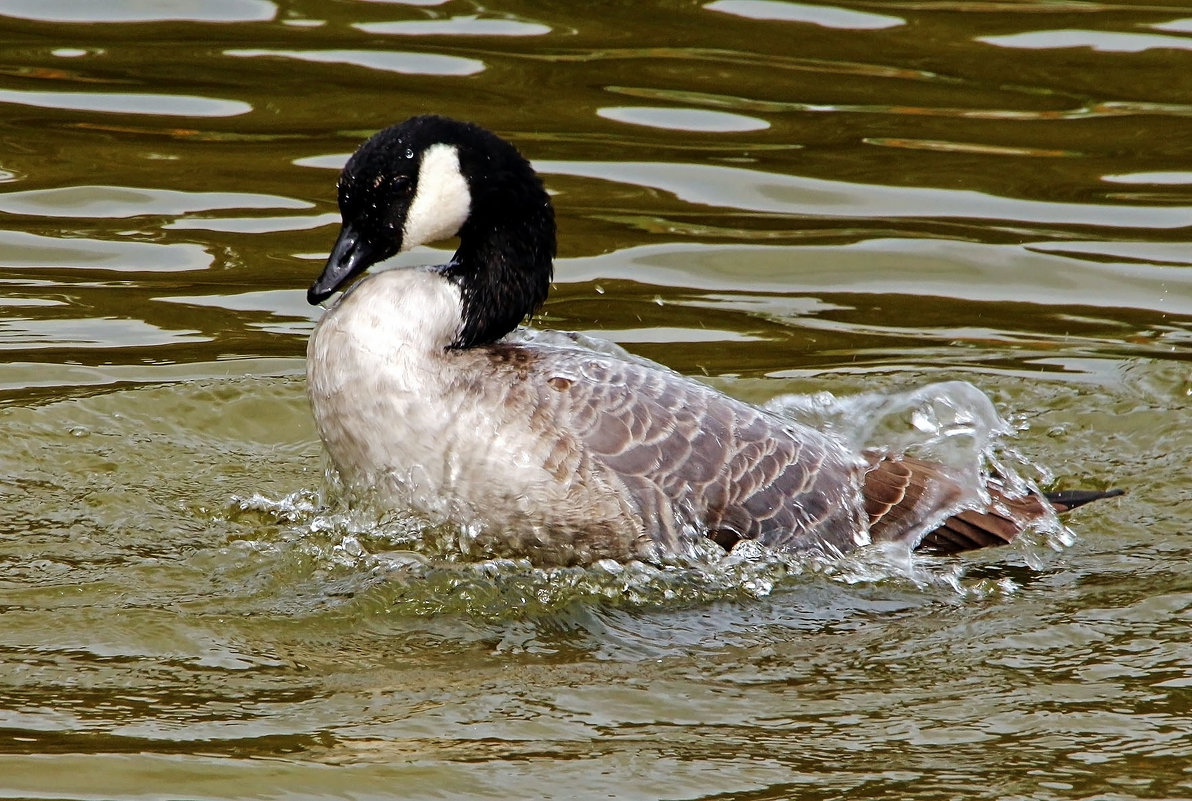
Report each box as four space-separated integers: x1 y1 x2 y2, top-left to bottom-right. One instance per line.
308 115 557 349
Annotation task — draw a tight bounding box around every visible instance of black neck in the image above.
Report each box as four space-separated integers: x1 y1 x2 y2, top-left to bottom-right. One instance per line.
444 168 555 350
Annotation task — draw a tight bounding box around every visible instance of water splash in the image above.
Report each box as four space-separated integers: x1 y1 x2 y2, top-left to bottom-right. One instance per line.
190 368 1079 623
219 378 1077 619
765 379 1011 463
221 482 1041 626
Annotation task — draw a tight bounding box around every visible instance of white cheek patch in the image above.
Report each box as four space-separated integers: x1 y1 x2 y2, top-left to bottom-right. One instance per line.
401 143 472 251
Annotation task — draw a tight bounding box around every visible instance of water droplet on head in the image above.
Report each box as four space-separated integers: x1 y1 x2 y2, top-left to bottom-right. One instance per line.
405 147 414 160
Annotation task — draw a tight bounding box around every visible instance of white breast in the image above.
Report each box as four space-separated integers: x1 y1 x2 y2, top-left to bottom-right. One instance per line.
308 268 463 498
306 269 641 561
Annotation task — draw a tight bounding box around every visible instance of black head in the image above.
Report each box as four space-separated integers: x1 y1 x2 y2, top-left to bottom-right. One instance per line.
307 116 556 349
308 116 462 305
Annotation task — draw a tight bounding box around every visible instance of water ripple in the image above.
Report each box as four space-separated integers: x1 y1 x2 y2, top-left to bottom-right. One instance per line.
597 106 770 132
980 29 1192 53
0 317 206 350
0 0 277 23
356 15 550 37
540 159 1192 228
560 239 1191 315
225 48 485 76
0 185 310 219
0 230 210 272
706 0 904 30
0 88 251 117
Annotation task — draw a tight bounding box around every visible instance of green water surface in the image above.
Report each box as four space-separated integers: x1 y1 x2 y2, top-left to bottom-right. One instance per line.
0 1 1189 799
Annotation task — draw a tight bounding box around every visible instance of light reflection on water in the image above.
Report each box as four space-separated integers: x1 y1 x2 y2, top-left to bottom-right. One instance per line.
0 229 211 271
0 0 278 23
0 88 253 116
225 48 488 76
540 159 1192 228
0 185 309 217
979 29 1192 54
706 0 905 30
355 15 552 37
0 0 1189 798
597 106 772 132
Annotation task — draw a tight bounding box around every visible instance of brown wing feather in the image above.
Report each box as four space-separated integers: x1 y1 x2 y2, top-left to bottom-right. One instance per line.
864 454 969 546
498 343 1116 559
525 347 867 556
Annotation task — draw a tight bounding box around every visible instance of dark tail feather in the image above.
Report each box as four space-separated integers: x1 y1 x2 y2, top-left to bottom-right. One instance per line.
1046 488 1124 512
916 507 1024 553
914 486 1123 556
861 454 1123 556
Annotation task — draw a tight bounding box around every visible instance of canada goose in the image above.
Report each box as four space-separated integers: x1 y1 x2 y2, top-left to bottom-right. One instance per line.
306 115 1119 566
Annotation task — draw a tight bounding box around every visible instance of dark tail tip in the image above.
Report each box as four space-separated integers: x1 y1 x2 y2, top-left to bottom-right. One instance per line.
1046 488 1125 513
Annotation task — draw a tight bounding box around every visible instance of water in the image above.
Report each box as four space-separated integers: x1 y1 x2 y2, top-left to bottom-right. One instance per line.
1 1 1190 799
